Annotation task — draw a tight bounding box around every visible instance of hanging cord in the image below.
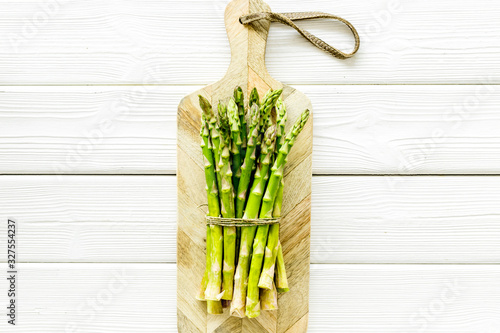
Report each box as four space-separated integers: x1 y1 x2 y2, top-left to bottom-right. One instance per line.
240 11 360 60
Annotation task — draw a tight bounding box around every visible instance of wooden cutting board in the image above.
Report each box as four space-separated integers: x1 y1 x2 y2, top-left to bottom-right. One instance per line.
177 0 313 331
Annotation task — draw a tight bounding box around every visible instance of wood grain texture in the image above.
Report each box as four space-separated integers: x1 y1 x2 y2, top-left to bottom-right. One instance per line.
0 263 174 332
1 263 499 332
1 175 500 264
308 264 500 332
2 85 500 175
177 0 312 331
0 175 175 263
310 176 500 264
0 86 176 174
0 0 500 84
305 85 500 175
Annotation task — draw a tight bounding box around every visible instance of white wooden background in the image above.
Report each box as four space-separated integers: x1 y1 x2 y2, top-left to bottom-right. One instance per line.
1 0 500 332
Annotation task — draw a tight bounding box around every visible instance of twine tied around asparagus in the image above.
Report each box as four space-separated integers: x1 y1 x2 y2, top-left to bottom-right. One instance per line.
239 11 360 60
206 216 280 227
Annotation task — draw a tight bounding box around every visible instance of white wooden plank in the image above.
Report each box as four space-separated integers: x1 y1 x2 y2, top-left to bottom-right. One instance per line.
311 176 500 263
1 175 500 264
306 85 500 175
308 264 500 332
0 0 499 84
0 86 177 174
1 263 499 332
0 175 176 263
1 263 174 332
2 85 500 175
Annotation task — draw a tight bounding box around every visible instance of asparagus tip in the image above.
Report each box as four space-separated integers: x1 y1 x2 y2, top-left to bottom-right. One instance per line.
198 95 212 116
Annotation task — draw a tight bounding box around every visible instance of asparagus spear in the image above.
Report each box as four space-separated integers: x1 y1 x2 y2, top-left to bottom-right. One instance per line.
231 92 244 268
235 104 260 218
199 97 223 193
234 87 247 157
228 99 242 193
246 109 310 318
258 178 284 290
275 98 287 154
233 102 259 271
230 126 277 318
258 98 287 290
245 227 270 317
232 91 244 259
199 97 221 217
218 103 237 301
206 228 222 314
275 242 289 293
198 96 223 313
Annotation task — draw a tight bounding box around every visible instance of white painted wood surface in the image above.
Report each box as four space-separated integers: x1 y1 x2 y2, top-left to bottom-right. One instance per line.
0 0 499 331
0 263 499 332
2 85 500 175
1 0 500 84
0 176 499 264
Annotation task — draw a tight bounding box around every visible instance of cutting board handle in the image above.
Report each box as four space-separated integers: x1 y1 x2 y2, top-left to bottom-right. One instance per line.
223 0 275 85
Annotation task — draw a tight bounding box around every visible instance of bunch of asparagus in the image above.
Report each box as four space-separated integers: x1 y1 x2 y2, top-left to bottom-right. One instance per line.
197 87 310 318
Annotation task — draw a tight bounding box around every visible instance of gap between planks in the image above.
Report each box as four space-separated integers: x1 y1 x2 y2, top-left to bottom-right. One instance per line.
14 262 500 265
2 174 500 176
2 83 500 87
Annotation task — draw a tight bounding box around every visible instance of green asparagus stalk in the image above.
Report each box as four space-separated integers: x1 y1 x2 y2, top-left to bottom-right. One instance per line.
257 182 282 290
213 101 225 174
233 91 245 257
199 97 222 217
218 104 237 301
235 104 260 218
246 109 310 317
228 99 242 193
198 96 223 312
234 87 247 156
232 101 258 271
244 87 260 258
230 126 277 318
245 226 271 317
260 281 278 311
235 91 245 261
275 97 287 154
200 97 223 193
258 98 287 290
275 242 289 293
205 228 222 314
